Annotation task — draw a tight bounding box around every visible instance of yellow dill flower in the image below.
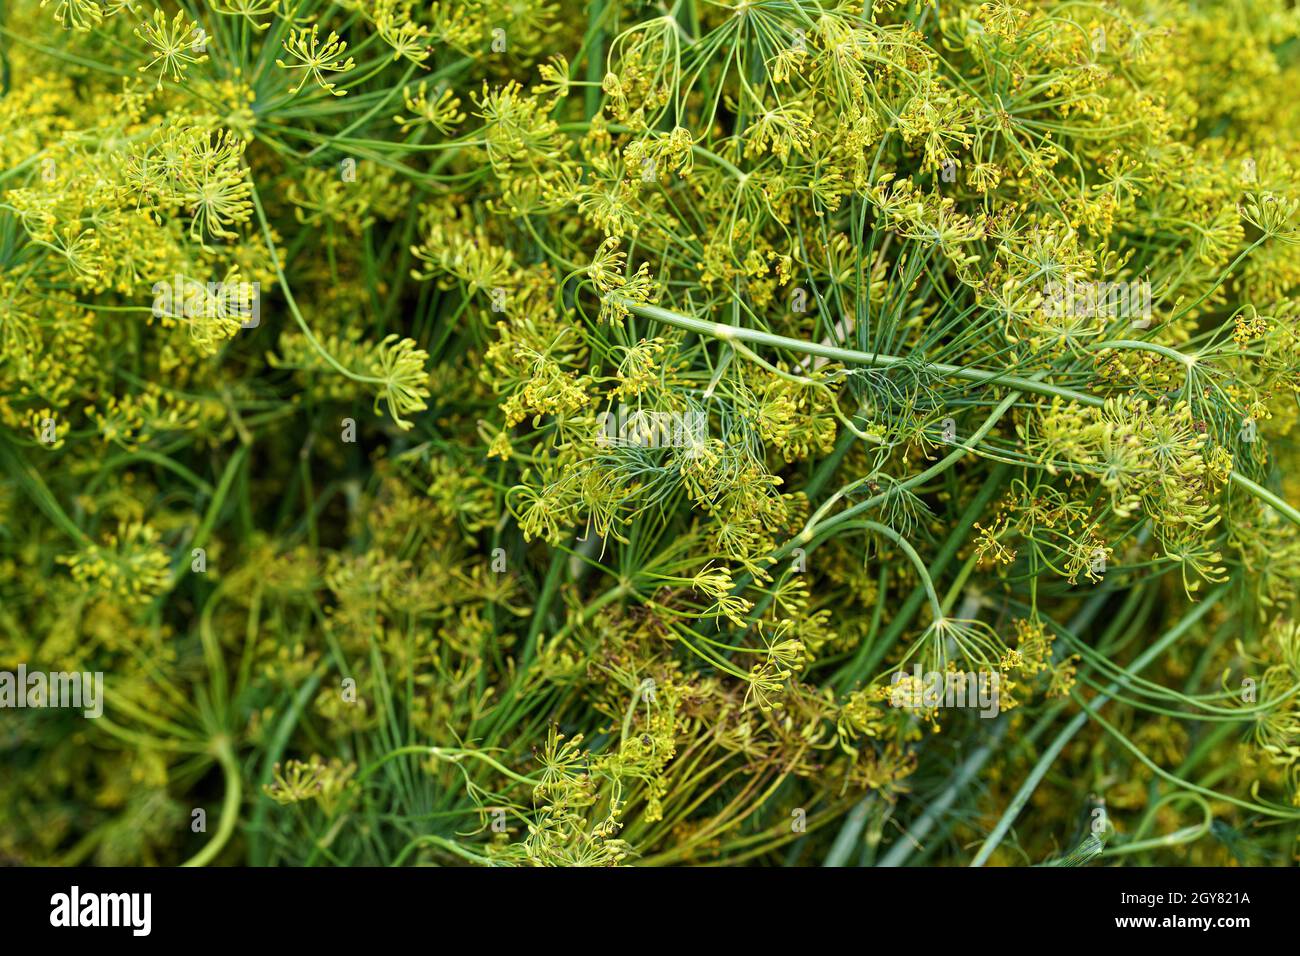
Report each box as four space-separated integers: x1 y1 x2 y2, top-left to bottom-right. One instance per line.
371 335 431 430
134 8 209 88
277 25 356 96
57 520 172 606
393 81 464 134
41 0 102 31
212 0 278 31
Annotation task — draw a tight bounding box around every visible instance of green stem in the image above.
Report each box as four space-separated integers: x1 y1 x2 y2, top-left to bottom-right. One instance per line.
969 587 1225 866
625 300 1300 529
622 300 1100 406
182 737 241 867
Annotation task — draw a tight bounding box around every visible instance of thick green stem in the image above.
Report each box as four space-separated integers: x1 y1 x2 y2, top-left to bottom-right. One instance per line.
623 299 1300 529
182 736 241 867
622 300 1101 406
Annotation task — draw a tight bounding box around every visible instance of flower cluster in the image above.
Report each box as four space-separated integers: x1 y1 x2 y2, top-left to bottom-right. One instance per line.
2 0 1300 869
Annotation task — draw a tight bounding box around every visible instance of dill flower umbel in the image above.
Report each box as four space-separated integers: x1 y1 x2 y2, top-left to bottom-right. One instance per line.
2 0 1300 875
277 25 356 96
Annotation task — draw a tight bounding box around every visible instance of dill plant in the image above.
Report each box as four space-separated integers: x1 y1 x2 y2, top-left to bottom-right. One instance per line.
0 0 1298 869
